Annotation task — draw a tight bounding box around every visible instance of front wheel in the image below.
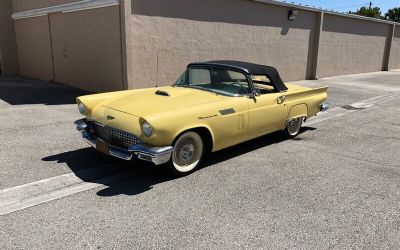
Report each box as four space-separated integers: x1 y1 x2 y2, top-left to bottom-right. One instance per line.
168 131 204 176
283 117 303 137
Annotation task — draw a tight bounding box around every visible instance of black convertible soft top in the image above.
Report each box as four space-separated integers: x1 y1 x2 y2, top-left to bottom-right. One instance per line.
187 60 288 92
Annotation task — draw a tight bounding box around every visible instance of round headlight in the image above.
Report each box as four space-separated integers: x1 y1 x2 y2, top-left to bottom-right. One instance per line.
78 103 86 114
142 122 153 137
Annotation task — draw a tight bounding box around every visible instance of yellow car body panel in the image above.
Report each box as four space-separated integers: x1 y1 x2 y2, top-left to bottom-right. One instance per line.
77 83 327 152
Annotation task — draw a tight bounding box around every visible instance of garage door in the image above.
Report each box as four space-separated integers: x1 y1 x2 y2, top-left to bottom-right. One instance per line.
13 2 123 92
14 16 53 81
50 6 123 92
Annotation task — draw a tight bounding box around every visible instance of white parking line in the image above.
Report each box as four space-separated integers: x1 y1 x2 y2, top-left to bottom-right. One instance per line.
305 106 354 125
0 91 399 216
324 81 400 92
350 92 400 109
306 91 400 125
0 167 133 216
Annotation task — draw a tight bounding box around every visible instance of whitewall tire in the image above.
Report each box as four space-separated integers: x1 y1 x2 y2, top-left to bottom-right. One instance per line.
285 117 303 137
170 131 204 175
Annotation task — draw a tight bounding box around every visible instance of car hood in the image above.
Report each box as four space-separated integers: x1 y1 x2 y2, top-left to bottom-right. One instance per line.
100 86 224 118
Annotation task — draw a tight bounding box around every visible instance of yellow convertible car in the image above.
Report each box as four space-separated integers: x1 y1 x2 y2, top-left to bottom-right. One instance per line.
75 61 328 175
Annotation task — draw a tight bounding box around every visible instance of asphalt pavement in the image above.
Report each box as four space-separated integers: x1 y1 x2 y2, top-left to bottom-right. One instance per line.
0 71 399 249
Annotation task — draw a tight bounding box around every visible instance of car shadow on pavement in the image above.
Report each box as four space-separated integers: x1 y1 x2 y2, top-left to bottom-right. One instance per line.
42 148 179 196
0 76 91 105
42 127 315 197
202 127 315 166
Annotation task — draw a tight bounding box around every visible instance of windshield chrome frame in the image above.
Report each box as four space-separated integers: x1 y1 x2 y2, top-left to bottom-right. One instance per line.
173 65 255 97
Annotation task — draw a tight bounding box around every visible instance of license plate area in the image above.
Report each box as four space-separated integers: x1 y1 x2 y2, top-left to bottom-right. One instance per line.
96 138 109 155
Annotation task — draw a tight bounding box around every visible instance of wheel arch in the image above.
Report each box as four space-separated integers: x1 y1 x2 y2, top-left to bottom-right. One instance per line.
287 103 308 120
173 126 215 153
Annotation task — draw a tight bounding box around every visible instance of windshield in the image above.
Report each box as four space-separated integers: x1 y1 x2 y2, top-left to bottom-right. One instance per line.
174 67 250 97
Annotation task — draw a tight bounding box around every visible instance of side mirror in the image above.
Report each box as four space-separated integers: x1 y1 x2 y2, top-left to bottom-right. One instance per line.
248 90 260 99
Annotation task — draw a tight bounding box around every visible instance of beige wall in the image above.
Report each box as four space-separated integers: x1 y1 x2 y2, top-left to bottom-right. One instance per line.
318 14 390 78
14 16 53 81
389 26 400 70
12 0 81 12
127 0 318 88
50 6 123 92
6 0 400 92
0 0 19 75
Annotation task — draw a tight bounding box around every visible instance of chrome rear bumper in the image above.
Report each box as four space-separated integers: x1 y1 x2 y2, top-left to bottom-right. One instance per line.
74 119 173 165
320 103 329 112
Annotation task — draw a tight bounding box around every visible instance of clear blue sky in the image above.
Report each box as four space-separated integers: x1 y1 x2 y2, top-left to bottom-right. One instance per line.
276 0 400 14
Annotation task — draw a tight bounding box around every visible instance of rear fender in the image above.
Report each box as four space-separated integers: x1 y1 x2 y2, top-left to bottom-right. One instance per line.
287 104 308 120
284 86 328 118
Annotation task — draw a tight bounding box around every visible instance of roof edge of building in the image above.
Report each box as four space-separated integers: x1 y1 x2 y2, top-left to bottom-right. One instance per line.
11 0 119 20
254 0 399 26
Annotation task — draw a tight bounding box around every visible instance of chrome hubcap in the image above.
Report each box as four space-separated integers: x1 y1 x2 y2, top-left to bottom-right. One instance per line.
172 132 204 172
287 118 302 135
175 138 198 166
180 144 194 162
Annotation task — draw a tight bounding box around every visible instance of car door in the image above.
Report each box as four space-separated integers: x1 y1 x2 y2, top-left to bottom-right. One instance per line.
247 92 287 136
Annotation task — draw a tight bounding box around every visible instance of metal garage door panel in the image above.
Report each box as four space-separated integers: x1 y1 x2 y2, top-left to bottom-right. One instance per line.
14 16 53 81
50 6 123 93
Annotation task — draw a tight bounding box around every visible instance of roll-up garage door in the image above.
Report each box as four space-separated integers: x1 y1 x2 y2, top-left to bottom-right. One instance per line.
13 1 123 92
15 16 53 81
50 6 123 92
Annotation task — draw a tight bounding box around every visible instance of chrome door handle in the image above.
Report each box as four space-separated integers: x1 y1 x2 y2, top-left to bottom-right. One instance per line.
276 96 286 104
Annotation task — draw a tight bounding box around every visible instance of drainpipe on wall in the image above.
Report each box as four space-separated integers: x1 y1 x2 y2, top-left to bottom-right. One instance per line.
382 24 395 71
309 11 324 80
119 0 134 90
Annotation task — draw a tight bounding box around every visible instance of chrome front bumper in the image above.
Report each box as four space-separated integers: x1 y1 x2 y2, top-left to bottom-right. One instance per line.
74 119 173 165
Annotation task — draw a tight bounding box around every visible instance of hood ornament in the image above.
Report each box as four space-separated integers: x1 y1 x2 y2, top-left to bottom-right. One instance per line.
106 115 115 120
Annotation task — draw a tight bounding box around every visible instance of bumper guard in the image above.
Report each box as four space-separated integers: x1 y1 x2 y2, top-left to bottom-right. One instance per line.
74 119 173 165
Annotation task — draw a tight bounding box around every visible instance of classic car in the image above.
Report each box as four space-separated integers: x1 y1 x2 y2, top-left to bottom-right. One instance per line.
74 60 328 175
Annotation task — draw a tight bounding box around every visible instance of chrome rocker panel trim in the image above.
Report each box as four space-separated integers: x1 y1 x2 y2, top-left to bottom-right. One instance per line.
74 119 173 165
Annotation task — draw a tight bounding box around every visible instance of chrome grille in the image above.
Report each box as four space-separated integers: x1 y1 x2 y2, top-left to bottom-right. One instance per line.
89 122 141 149
103 126 141 149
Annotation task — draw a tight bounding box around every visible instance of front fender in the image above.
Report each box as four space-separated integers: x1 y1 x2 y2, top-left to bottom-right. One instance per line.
172 124 215 150
143 117 215 149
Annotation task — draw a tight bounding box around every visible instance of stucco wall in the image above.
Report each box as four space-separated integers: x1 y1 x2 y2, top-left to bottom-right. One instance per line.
0 0 19 75
389 26 400 70
50 6 123 92
6 0 399 92
12 0 81 12
127 0 317 88
14 16 53 81
318 14 390 78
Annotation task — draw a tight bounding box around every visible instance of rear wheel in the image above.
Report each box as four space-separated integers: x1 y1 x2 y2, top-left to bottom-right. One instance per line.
169 131 204 176
284 117 303 137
